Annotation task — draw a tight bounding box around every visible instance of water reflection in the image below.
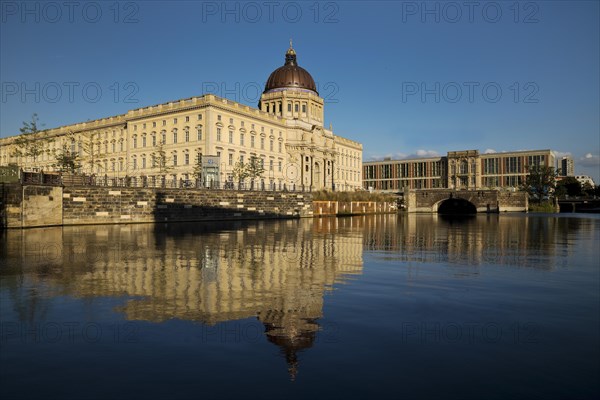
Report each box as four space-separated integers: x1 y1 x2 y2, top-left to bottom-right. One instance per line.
1 213 598 384
0 218 364 379
363 213 599 271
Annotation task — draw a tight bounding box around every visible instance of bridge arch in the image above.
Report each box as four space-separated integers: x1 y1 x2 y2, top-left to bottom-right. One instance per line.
436 198 477 215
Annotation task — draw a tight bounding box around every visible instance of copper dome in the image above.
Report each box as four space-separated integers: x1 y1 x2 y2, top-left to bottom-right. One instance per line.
263 44 318 95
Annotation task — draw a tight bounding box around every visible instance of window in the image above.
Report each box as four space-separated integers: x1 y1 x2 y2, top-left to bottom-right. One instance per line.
185 130 189 142
198 114 202 120
240 133 244 146
505 157 521 174
217 115 221 121
132 158 137 170
185 116 189 122
295 104 299 112
162 120 166 126
251 136 255 148
173 118 177 124
120 141 124 152
197 127 203 141
269 140 273 152
173 131 178 144
173 154 178 166
143 123 146 129
229 118 233 124
278 161 282 172
153 122 156 128
483 158 499 175
269 160 273 171
240 155 244 163
142 157 146 169
133 136 137 149
142 136 146 148
161 131 166 144
241 121 244 127
217 128 221 141
527 155 545 167
287 104 291 112
302 104 306 113
216 151 221 158
134 125 137 131
278 142 282 153
185 153 189 165
152 135 156 146
229 131 233 144
260 138 264 150
228 153 233 166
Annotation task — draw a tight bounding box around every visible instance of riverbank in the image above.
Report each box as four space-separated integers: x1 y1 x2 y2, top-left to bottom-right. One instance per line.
1 184 395 228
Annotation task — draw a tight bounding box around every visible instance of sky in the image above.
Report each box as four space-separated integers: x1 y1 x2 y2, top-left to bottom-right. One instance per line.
1 0 599 182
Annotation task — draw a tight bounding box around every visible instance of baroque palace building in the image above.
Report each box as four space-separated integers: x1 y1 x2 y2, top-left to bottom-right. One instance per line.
0 44 363 191
363 149 555 191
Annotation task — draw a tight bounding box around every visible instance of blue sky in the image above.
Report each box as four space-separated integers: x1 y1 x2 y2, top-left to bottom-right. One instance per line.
1 1 599 182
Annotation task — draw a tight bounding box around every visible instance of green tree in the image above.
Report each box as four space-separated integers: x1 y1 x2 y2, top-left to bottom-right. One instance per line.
556 176 582 197
522 165 557 203
11 113 51 165
150 141 172 175
246 156 265 189
232 160 250 187
192 153 202 183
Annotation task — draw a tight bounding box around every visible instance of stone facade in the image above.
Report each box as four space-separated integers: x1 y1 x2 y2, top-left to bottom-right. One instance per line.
312 201 395 216
364 149 555 191
2 184 314 228
406 189 528 213
0 46 363 192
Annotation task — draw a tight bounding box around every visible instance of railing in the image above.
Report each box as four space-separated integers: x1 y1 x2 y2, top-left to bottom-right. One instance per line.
64 174 320 192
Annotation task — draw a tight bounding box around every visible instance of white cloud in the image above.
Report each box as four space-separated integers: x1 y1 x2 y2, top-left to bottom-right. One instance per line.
366 150 439 161
484 148 497 154
414 149 439 158
578 153 600 167
552 150 572 159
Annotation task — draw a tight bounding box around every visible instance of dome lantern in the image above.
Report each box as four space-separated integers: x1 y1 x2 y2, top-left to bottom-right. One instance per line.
263 42 318 95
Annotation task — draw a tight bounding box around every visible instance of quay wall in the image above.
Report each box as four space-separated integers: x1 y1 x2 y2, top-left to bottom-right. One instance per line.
312 201 395 216
1 184 314 228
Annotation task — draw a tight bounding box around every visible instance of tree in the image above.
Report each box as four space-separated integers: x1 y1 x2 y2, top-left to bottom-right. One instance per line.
53 148 81 173
556 177 582 197
232 161 250 187
150 141 172 175
246 156 265 188
192 153 202 184
522 165 557 203
11 113 51 165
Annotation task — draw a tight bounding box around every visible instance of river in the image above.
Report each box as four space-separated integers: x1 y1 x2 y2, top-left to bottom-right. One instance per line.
1 213 598 399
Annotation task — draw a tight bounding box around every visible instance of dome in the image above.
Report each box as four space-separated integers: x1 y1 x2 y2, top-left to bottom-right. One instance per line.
263 43 318 95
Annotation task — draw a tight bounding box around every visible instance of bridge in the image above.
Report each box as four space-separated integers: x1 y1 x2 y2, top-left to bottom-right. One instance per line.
404 189 528 213
558 198 600 213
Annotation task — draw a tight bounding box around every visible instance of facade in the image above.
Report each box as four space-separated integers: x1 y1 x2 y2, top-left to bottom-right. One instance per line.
0 45 363 191
363 149 555 191
575 175 595 187
559 156 575 176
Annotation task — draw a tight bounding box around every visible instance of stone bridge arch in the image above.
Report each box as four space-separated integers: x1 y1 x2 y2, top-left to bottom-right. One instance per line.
406 190 528 213
436 197 477 214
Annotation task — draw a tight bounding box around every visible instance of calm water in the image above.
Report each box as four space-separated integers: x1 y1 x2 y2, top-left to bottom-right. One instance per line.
1 214 599 399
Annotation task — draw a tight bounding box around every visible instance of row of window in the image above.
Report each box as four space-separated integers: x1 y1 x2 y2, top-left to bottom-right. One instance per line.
364 162 444 180
132 114 202 132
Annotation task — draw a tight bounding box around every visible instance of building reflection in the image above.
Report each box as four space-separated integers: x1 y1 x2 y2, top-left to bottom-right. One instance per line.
0 218 364 380
1 214 594 378
361 213 595 272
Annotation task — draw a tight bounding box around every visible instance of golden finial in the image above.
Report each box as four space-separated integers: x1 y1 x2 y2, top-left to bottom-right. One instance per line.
286 38 296 56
